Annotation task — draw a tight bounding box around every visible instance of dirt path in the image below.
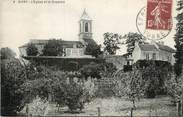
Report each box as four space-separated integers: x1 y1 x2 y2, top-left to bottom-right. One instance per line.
46 96 177 116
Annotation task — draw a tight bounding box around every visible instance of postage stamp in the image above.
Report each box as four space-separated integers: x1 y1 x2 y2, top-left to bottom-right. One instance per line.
146 0 172 30
136 0 173 40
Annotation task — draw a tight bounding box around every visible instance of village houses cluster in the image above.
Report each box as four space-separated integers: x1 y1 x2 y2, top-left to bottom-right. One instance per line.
19 10 175 67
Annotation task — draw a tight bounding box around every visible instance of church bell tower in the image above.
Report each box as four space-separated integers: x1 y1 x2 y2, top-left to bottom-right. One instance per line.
79 9 93 42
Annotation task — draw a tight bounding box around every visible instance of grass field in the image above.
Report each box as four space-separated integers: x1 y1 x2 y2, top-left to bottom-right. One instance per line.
46 96 177 116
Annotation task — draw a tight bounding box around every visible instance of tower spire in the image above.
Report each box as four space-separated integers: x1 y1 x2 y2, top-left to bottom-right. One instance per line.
79 9 93 41
80 9 92 21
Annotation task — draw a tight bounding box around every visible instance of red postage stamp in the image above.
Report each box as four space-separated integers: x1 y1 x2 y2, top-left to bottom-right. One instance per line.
146 0 172 30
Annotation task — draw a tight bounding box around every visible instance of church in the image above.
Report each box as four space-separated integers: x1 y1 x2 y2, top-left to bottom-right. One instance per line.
19 10 97 58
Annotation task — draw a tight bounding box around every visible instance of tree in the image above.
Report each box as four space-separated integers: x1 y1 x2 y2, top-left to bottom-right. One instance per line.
42 39 63 56
114 60 172 109
103 32 122 55
1 58 26 115
85 44 103 58
26 43 38 56
174 0 183 78
1 47 16 59
127 69 143 109
135 60 172 98
22 65 56 100
165 0 183 108
80 62 102 79
123 32 145 55
165 74 183 104
22 66 91 112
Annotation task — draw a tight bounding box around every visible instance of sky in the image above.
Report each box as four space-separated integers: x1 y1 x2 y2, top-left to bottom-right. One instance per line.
0 0 177 56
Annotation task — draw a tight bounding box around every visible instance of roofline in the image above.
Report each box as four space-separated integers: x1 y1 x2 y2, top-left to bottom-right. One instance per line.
22 55 98 59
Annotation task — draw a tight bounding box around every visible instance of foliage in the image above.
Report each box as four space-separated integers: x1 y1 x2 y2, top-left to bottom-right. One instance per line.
28 97 49 116
79 62 102 79
64 82 85 112
79 62 117 79
22 66 63 101
1 47 16 59
103 32 122 55
42 39 63 56
127 69 144 109
113 60 172 104
165 74 183 103
26 43 38 56
22 66 92 112
135 60 172 98
123 65 132 72
174 0 183 77
123 32 145 54
100 62 117 77
85 44 103 58
113 70 143 109
134 60 172 70
52 72 94 112
1 58 26 115
164 0 183 105
103 32 145 55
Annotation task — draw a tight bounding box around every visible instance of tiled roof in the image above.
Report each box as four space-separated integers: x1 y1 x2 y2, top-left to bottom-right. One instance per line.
138 42 175 53
30 39 48 44
139 44 158 51
156 43 175 53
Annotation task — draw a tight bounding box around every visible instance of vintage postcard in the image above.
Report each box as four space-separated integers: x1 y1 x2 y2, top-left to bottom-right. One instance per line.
1 0 183 116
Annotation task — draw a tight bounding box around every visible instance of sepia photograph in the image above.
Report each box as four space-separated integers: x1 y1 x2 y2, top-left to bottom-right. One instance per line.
1 0 183 116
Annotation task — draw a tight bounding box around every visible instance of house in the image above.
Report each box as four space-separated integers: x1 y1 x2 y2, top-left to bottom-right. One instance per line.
19 10 97 58
132 41 175 65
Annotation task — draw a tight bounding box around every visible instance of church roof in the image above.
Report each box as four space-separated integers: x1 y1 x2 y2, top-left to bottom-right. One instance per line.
80 9 92 21
20 39 84 48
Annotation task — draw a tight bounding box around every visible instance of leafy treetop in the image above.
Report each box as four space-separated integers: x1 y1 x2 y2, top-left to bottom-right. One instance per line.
42 39 63 56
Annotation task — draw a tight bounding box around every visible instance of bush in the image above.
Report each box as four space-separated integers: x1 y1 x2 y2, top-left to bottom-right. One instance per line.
123 65 132 72
64 82 85 111
53 79 93 112
26 43 38 56
85 43 103 58
100 62 117 77
134 60 172 98
165 73 183 104
42 39 63 56
1 47 16 59
1 58 26 115
113 60 172 99
79 62 102 79
27 96 49 116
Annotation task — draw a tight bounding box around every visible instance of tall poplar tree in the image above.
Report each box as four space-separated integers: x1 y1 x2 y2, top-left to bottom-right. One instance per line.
174 0 183 77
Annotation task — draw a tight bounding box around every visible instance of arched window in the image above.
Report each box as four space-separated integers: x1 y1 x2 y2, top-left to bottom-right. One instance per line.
85 22 89 32
80 23 82 32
